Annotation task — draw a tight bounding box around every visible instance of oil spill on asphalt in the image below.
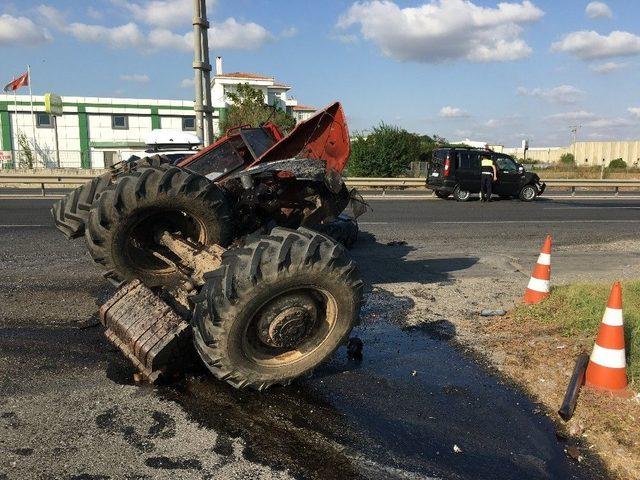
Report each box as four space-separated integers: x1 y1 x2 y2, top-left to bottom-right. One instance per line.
159 320 606 480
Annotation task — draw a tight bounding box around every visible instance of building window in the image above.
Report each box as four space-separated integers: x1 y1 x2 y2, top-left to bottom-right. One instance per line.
36 113 53 128
182 116 196 131
112 115 129 130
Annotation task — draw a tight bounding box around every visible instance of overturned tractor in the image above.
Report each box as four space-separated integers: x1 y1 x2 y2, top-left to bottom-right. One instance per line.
52 102 365 390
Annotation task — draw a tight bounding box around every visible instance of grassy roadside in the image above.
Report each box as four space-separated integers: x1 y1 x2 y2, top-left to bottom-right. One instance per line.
512 281 640 385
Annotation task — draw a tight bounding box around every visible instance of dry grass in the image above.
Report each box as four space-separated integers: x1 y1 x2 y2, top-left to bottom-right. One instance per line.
533 166 640 180
512 281 640 384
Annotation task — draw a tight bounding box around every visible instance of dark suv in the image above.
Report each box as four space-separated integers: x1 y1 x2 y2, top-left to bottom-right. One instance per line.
427 147 546 201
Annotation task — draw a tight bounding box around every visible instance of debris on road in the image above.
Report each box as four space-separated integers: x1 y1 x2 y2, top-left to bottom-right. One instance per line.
479 309 507 317
558 353 589 421
347 337 363 360
453 444 462 454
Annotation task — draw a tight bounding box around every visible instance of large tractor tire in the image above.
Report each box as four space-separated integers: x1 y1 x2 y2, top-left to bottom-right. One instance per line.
313 214 359 249
191 227 363 390
51 155 173 239
85 165 233 287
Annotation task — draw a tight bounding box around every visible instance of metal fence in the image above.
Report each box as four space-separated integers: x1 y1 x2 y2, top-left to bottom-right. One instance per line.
2 150 89 170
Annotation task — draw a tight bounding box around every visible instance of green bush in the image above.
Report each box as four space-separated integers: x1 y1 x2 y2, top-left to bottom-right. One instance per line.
559 153 575 166
348 123 423 177
609 158 627 169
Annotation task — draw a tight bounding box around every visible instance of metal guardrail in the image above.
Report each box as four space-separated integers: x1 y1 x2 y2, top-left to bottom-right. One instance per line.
0 174 97 196
1 173 640 196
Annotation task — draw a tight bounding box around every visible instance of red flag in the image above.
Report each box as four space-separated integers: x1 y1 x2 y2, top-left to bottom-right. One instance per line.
3 71 29 93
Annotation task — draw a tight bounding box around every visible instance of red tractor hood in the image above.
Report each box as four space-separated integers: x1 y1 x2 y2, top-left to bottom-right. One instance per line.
253 102 350 174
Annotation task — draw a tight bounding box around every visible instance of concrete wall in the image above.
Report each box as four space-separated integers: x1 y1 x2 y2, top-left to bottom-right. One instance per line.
501 141 640 167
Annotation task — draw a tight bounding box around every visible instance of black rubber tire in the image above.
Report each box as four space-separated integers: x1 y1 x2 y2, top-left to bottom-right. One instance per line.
191 227 363 390
85 165 233 287
51 155 173 239
313 214 359 249
519 184 537 202
434 190 450 199
453 185 471 202
52 173 112 239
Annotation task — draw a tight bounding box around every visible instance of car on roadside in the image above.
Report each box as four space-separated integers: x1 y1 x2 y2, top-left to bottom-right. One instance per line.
427 147 546 201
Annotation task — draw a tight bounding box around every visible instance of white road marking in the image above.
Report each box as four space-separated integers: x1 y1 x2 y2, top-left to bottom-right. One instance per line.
431 220 640 224
545 206 640 210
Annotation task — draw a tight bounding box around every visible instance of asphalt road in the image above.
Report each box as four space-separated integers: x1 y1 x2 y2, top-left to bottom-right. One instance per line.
3 197 639 479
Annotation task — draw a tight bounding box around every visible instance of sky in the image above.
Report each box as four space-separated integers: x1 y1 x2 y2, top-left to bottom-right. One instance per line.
0 0 639 147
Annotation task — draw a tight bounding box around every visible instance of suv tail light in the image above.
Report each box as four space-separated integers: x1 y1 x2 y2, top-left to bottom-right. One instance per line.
444 156 451 177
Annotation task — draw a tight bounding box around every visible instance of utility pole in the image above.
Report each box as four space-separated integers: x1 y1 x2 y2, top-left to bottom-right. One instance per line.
569 125 580 163
192 0 214 146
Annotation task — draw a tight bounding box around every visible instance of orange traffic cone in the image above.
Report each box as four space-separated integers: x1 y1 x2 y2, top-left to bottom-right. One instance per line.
585 282 630 397
523 235 551 304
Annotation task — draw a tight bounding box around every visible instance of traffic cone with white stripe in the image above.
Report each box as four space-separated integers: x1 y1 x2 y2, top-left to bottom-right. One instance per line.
585 282 630 397
523 235 551 304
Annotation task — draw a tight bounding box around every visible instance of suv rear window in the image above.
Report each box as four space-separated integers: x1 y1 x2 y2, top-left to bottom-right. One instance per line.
433 149 449 164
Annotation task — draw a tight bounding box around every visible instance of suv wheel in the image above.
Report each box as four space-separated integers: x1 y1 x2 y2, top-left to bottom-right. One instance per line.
453 185 471 202
519 184 537 202
434 190 450 199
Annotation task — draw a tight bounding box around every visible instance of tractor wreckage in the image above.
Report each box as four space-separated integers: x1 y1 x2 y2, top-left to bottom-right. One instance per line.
51 102 366 390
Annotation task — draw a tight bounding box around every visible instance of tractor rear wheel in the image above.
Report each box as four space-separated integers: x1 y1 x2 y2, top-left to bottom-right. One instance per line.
191 227 363 390
85 165 233 287
51 155 173 239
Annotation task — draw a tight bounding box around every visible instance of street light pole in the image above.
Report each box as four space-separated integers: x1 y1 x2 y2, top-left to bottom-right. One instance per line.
192 0 214 146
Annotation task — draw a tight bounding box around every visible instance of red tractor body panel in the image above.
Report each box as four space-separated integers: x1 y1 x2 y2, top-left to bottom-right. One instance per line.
176 102 350 181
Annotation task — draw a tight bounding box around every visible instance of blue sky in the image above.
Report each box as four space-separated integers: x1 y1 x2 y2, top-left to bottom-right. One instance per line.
1 0 639 146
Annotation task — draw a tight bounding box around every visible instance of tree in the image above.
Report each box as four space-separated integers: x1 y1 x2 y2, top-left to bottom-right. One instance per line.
559 153 575 166
17 132 35 169
609 158 627 169
220 83 296 135
348 123 422 177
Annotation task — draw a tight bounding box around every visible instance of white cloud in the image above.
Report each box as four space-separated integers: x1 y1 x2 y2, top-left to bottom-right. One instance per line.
585 117 636 129
180 78 195 88
0 13 52 46
551 30 640 60
147 28 191 51
39 5 272 52
589 61 627 73
628 107 640 118
86 6 104 20
280 27 298 38
546 111 596 121
117 0 216 28
120 73 150 83
66 22 145 49
209 18 273 50
585 2 612 19
439 106 469 118
517 85 584 104
336 0 544 63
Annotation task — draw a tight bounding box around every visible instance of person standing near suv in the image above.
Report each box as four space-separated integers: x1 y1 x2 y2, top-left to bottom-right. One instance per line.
480 154 497 202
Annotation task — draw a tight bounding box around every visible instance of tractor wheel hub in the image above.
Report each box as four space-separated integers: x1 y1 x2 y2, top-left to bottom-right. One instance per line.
257 294 318 349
